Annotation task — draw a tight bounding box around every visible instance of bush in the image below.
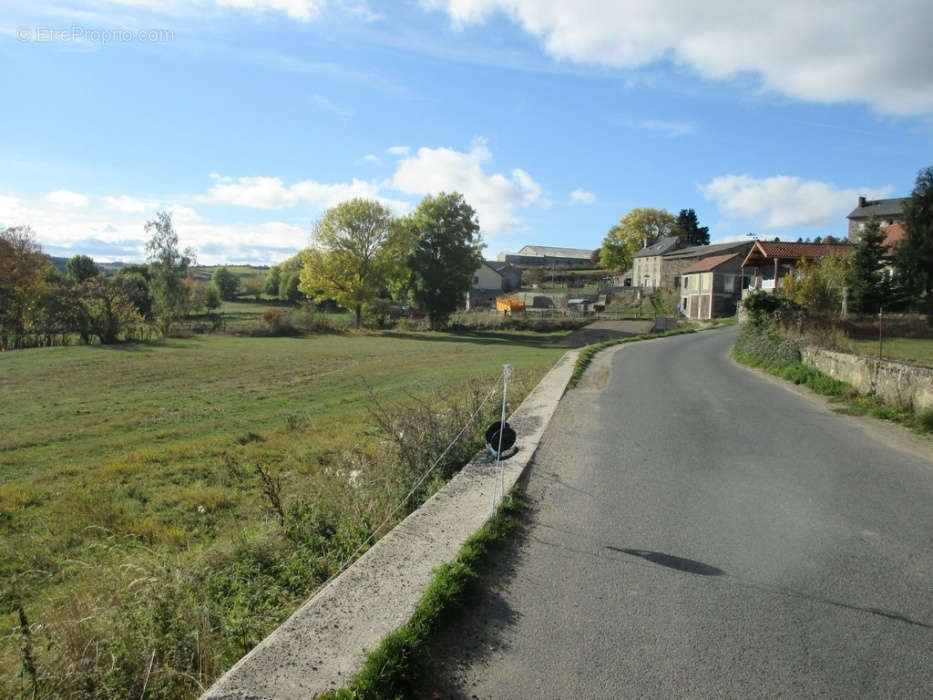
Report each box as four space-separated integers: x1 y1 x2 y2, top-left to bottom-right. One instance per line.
733 321 802 368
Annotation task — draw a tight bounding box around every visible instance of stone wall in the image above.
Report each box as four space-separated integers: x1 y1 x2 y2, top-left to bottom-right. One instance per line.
801 345 933 412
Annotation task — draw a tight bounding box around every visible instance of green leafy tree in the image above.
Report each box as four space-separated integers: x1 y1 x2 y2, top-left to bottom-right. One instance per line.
894 166 933 312
600 207 676 272
65 254 99 283
113 266 152 318
781 254 849 316
673 209 709 246
206 283 221 310
245 275 265 300
264 265 281 296
279 272 303 303
406 192 484 329
847 220 893 314
145 211 195 335
211 266 240 301
298 199 405 328
73 277 140 344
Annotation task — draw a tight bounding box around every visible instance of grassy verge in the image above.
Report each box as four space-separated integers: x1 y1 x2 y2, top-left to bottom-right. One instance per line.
567 327 697 389
325 490 525 700
0 331 564 698
732 322 933 433
834 336 933 367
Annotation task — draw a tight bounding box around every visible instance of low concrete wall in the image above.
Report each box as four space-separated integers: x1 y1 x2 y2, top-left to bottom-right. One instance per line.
801 345 933 412
204 351 578 699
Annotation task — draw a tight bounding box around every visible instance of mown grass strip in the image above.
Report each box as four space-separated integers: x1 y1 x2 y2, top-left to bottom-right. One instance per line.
567 327 697 389
323 490 525 700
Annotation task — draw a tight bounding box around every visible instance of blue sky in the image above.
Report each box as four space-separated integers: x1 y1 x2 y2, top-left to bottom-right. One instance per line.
1 0 931 264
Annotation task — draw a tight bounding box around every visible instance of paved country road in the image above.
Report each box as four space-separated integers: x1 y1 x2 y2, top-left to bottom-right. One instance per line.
418 327 933 698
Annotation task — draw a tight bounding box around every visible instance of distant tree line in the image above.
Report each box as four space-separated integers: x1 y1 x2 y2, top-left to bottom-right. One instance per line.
0 213 207 349
0 190 487 348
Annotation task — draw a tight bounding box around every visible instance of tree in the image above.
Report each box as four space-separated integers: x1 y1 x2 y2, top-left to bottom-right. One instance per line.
279 272 302 303
847 220 892 314
298 199 405 328
72 277 140 344
405 192 485 329
113 265 152 319
145 211 195 335
673 209 709 246
0 226 55 349
206 283 221 310
894 166 933 312
211 266 240 301
264 265 281 296
244 275 265 300
781 254 849 317
600 208 676 272
65 254 99 283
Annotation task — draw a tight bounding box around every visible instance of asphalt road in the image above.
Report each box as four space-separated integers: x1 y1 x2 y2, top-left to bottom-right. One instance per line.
419 326 933 698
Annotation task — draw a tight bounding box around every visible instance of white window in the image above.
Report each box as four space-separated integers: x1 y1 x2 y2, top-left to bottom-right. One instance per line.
723 275 735 292
683 276 690 289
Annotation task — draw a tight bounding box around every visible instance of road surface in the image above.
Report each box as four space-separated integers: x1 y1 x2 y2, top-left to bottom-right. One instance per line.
419 327 933 698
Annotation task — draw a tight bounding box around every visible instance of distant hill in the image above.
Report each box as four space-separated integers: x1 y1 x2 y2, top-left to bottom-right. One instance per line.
48 257 270 281
49 256 128 276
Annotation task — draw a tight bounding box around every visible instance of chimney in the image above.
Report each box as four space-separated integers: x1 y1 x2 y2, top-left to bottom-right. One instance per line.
858 195 867 208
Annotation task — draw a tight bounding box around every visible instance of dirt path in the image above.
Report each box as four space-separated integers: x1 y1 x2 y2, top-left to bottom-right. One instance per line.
550 319 654 347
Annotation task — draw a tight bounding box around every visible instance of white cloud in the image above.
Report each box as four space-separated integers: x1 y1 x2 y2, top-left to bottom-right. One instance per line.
204 174 409 212
570 189 596 204
169 204 203 223
103 194 157 213
425 0 933 116
391 138 547 233
700 174 894 229
624 119 696 137
362 153 381 164
46 189 89 207
386 145 411 156
214 0 327 22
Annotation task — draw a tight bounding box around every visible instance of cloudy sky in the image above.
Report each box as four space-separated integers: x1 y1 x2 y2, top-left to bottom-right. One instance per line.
1 0 931 264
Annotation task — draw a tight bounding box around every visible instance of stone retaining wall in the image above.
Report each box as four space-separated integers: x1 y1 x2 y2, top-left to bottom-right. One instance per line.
801 345 933 412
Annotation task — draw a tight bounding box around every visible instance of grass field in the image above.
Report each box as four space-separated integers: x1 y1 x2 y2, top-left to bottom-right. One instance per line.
835 336 933 366
0 330 566 698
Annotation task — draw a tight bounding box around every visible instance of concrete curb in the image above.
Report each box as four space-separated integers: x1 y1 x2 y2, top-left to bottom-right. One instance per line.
204 350 579 699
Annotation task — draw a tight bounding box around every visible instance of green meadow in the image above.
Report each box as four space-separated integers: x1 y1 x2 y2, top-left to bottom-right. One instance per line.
0 330 566 698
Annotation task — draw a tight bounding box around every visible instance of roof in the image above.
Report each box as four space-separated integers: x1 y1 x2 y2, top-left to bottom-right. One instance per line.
847 197 909 220
741 241 852 267
661 240 753 260
515 245 594 259
633 236 682 258
485 260 518 273
882 223 907 249
681 253 740 274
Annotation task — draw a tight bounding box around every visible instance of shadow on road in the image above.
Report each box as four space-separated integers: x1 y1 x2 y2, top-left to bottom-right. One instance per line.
608 547 726 576
605 546 931 629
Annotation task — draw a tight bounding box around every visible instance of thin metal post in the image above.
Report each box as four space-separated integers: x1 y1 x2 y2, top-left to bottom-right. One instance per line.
493 364 513 512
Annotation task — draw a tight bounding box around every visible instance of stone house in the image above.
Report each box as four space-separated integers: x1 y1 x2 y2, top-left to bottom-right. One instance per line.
631 236 683 289
847 195 908 242
679 253 744 319
661 241 755 291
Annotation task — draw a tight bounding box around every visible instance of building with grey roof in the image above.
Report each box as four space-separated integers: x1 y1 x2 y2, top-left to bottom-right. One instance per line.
847 195 908 242
497 244 596 268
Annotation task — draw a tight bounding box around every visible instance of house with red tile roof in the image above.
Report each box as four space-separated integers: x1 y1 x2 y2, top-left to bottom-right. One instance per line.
679 253 744 319
741 241 852 293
